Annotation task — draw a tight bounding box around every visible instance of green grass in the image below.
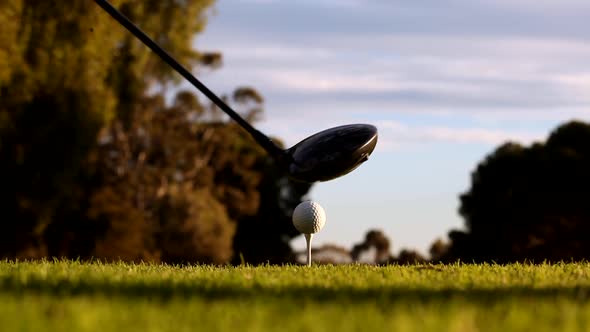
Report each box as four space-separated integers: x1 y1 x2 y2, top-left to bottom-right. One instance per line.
2 260 590 331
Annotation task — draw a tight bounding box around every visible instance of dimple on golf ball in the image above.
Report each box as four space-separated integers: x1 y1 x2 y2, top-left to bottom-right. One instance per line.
292 200 326 234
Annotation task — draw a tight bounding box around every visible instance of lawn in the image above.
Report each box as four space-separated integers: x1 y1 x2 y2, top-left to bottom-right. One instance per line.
1 260 590 331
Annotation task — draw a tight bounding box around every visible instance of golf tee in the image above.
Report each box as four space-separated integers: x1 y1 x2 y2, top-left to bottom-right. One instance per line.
305 233 313 266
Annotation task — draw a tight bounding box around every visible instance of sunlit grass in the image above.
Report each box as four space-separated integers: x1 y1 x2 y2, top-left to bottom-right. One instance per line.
1 260 590 331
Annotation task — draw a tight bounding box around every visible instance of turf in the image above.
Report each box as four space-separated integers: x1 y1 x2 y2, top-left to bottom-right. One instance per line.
1 260 590 331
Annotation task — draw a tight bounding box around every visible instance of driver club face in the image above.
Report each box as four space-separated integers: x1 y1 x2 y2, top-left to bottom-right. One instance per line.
285 124 378 182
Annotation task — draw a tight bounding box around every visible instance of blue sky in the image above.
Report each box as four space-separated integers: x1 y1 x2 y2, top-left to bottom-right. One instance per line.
193 0 590 254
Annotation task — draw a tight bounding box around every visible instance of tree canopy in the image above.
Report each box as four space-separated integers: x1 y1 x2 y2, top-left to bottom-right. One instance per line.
0 0 311 264
445 121 590 263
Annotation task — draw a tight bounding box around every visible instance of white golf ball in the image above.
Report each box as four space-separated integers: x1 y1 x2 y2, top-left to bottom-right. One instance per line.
292 200 326 234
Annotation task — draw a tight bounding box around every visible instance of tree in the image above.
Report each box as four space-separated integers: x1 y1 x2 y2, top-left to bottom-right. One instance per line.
80 89 310 264
231 155 312 264
0 0 216 256
395 249 426 265
351 229 392 264
0 1 313 264
445 121 590 263
0 1 121 256
428 238 449 262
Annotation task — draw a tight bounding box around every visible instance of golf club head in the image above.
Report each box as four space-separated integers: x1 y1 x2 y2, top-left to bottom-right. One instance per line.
286 124 378 182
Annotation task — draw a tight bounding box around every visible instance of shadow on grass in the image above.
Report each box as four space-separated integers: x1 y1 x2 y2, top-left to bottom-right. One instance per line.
1 275 590 303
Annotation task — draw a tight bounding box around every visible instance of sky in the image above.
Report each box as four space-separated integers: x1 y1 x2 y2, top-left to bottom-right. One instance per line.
192 0 590 255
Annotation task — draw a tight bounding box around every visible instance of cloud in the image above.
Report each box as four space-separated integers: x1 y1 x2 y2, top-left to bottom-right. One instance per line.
474 0 590 11
377 120 541 146
237 0 360 5
210 45 333 62
262 70 401 93
203 0 590 42
196 35 590 120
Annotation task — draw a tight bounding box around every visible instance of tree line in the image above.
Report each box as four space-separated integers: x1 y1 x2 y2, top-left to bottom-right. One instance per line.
0 0 310 265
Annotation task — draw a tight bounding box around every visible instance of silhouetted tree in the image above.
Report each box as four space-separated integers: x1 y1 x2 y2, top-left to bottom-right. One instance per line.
351 229 392 264
445 120 590 263
428 238 449 262
395 249 427 265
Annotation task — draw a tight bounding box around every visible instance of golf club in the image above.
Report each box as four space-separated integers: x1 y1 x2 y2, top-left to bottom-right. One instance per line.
94 0 378 183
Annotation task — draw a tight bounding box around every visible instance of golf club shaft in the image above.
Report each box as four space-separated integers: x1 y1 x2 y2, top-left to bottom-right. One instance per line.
93 0 283 157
